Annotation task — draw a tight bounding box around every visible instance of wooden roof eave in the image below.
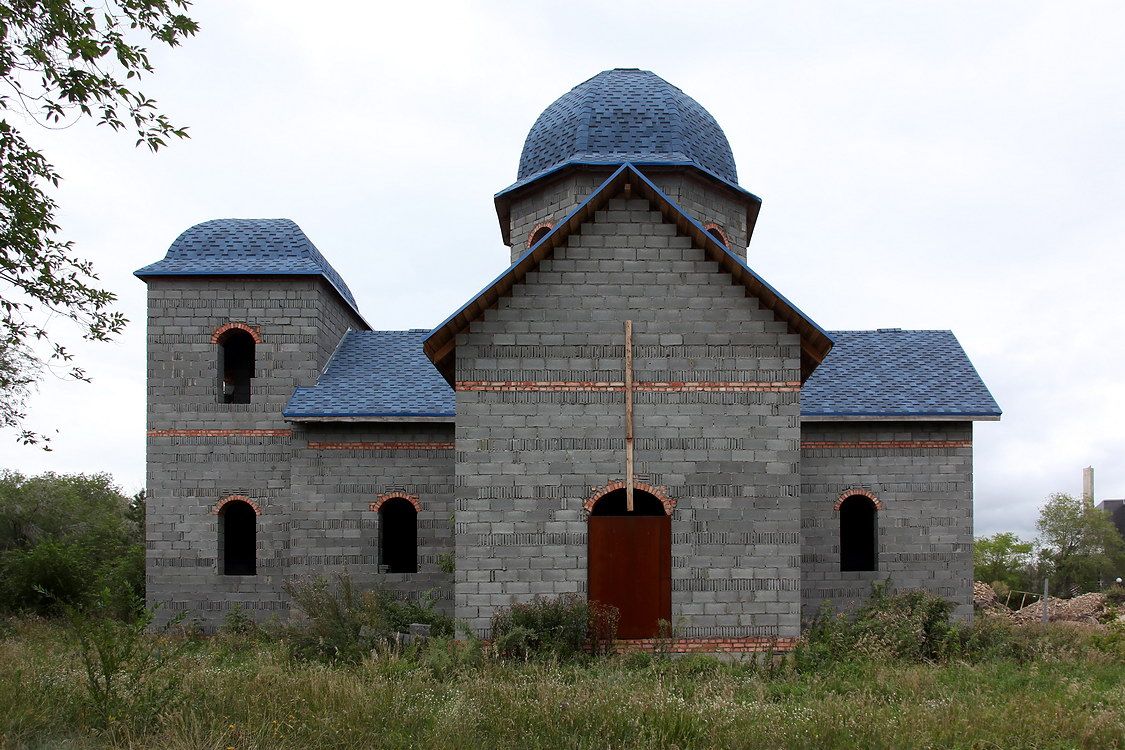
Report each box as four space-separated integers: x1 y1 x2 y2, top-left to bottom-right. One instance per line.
626 168 833 381
427 164 832 384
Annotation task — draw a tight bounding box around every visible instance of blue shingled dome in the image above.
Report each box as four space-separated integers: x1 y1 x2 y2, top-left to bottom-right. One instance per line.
515 69 738 187
134 218 361 318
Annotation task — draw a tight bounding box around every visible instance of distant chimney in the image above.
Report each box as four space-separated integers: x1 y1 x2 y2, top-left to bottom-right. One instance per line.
1083 466 1095 506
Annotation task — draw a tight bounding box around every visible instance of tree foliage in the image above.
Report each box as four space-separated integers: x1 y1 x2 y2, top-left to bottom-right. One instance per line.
0 470 144 616
973 532 1035 592
1036 492 1125 595
0 1 198 445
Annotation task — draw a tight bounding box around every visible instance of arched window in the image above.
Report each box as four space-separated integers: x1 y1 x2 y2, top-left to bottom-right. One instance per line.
219 500 257 575
379 498 418 573
839 495 878 572
217 329 255 404
704 224 730 248
527 223 552 248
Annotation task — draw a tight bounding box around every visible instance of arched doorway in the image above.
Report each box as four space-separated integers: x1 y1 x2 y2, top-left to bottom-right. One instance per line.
587 488 671 638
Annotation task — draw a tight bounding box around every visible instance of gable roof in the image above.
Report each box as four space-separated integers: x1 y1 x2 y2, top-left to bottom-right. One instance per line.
802 329 1001 420
284 329 454 420
134 218 364 322
426 163 834 382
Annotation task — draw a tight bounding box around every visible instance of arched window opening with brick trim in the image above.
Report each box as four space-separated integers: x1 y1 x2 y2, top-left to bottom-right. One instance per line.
217 328 255 404
589 488 666 516
704 224 729 248
839 494 878 572
219 499 257 575
527 223 553 248
379 497 417 574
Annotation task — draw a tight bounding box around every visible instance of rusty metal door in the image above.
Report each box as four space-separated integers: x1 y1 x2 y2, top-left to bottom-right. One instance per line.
587 515 671 639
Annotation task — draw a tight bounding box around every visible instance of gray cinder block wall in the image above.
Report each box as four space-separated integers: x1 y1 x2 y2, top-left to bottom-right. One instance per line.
799 421 975 621
455 194 803 637
144 277 363 627
288 422 456 614
506 170 751 262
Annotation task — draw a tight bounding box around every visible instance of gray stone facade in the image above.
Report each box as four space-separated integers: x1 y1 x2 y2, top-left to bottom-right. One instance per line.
799 421 975 621
142 276 408 626
142 202 982 636
457 196 803 637
506 170 752 262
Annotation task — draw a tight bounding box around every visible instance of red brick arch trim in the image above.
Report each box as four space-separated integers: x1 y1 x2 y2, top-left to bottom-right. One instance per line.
834 488 883 511
211 322 262 344
370 492 422 513
583 481 676 516
526 222 554 248
703 222 730 248
211 494 262 515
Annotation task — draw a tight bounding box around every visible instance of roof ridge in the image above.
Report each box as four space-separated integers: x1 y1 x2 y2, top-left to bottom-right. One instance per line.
830 328 955 334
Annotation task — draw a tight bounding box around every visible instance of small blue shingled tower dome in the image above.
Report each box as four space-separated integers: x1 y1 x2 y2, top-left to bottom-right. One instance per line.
514 68 738 188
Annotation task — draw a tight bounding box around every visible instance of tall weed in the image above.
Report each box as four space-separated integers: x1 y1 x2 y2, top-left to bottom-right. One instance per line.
62 590 191 731
280 572 453 664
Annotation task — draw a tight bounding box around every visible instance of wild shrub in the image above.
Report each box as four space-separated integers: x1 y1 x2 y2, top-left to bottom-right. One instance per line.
62 590 191 731
797 583 960 668
490 594 599 660
280 572 453 664
0 540 91 613
1104 583 1125 606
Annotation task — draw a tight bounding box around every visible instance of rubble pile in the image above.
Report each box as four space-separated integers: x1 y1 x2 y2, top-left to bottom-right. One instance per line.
972 582 1013 618
1013 592 1109 625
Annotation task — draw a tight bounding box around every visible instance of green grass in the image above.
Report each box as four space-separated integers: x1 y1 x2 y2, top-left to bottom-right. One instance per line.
1 618 1123 749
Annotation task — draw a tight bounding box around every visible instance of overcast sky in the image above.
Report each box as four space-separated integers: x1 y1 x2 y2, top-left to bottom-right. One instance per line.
2 1 1123 539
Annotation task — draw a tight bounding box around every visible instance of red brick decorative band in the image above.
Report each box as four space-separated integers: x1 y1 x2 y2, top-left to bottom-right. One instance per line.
370 491 423 513
307 441 455 451
615 636 797 654
148 429 292 437
211 322 262 344
801 440 971 449
835 488 884 511
638 381 799 392
211 494 262 515
585 481 676 516
458 380 623 392
457 381 799 393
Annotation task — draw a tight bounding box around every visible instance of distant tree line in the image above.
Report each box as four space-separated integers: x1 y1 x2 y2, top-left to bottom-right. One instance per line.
0 471 144 618
975 492 1125 598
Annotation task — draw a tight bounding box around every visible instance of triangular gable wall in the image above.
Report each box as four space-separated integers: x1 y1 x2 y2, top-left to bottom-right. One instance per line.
424 164 833 382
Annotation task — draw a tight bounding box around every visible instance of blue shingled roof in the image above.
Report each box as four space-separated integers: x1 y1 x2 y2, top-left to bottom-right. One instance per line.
285 327 998 422
134 219 362 319
284 330 454 419
502 69 740 196
802 330 1001 418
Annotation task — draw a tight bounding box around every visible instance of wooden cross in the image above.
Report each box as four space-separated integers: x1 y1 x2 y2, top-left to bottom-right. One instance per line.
624 319 635 512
